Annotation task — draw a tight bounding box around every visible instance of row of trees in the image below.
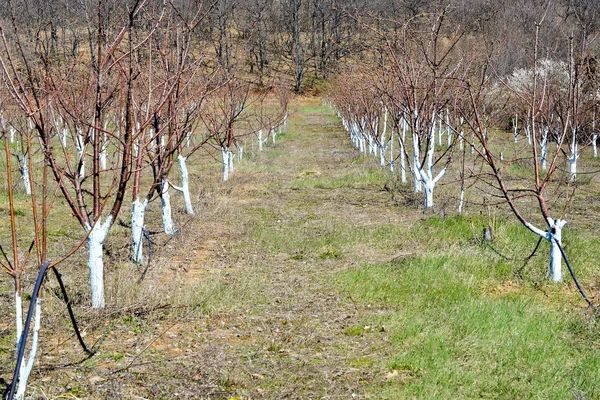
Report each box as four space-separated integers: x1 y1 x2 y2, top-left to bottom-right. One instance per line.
328 5 599 285
0 2 289 397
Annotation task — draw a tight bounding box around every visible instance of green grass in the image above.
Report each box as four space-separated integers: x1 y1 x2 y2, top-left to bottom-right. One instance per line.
338 251 600 399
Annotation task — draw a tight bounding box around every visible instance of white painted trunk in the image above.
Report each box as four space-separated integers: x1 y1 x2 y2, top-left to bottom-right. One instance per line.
15 292 22 347
21 155 31 195
569 129 578 182
271 127 276 143
446 111 451 147
382 107 388 141
400 122 407 183
541 127 548 170
379 145 386 167
160 180 176 235
569 156 577 182
15 299 42 400
389 128 394 172
100 133 107 170
548 223 565 282
458 184 465 215
258 130 263 151
186 131 192 147
412 133 422 193
61 128 67 147
222 147 230 182
10 125 15 143
86 216 112 308
526 218 566 282
131 197 149 265
423 179 434 209
526 110 532 145
228 149 234 173
177 154 194 214
283 111 288 131
437 115 442 146
459 117 464 151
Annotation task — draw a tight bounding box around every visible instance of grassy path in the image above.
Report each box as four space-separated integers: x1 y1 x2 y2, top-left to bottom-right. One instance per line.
11 97 600 399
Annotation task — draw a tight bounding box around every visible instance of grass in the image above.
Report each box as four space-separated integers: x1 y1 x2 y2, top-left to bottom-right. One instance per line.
2 96 600 398
338 256 600 398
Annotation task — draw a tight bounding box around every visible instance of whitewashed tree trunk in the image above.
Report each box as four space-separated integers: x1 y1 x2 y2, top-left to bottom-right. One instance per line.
568 128 578 182
526 110 532 145
258 129 263 151
100 131 108 170
271 127 276 143
160 180 176 235
172 154 194 215
86 216 113 308
389 126 394 172
446 111 452 148
186 131 192 147
541 127 548 170
459 117 464 151
15 292 22 347
437 113 442 146
235 142 243 161
400 122 407 184
283 111 288 131
131 197 149 264
221 147 230 181
458 184 465 215
15 298 42 400
61 127 68 147
412 133 422 192
416 124 447 209
20 154 31 195
525 218 566 282
10 125 15 143
228 148 234 174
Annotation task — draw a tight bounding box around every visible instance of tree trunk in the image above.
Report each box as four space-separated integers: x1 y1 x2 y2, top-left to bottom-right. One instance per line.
160 179 176 235
131 197 148 264
222 147 230 181
86 216 112 308
15 299 42 400
176 154 194 215
526 218 566 282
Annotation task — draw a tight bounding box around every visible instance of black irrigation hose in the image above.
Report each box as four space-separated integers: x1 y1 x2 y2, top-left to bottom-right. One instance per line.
3 263 100 400
554 238 600 313
51 268 97 355
487 234 600 313
484 236 543 263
